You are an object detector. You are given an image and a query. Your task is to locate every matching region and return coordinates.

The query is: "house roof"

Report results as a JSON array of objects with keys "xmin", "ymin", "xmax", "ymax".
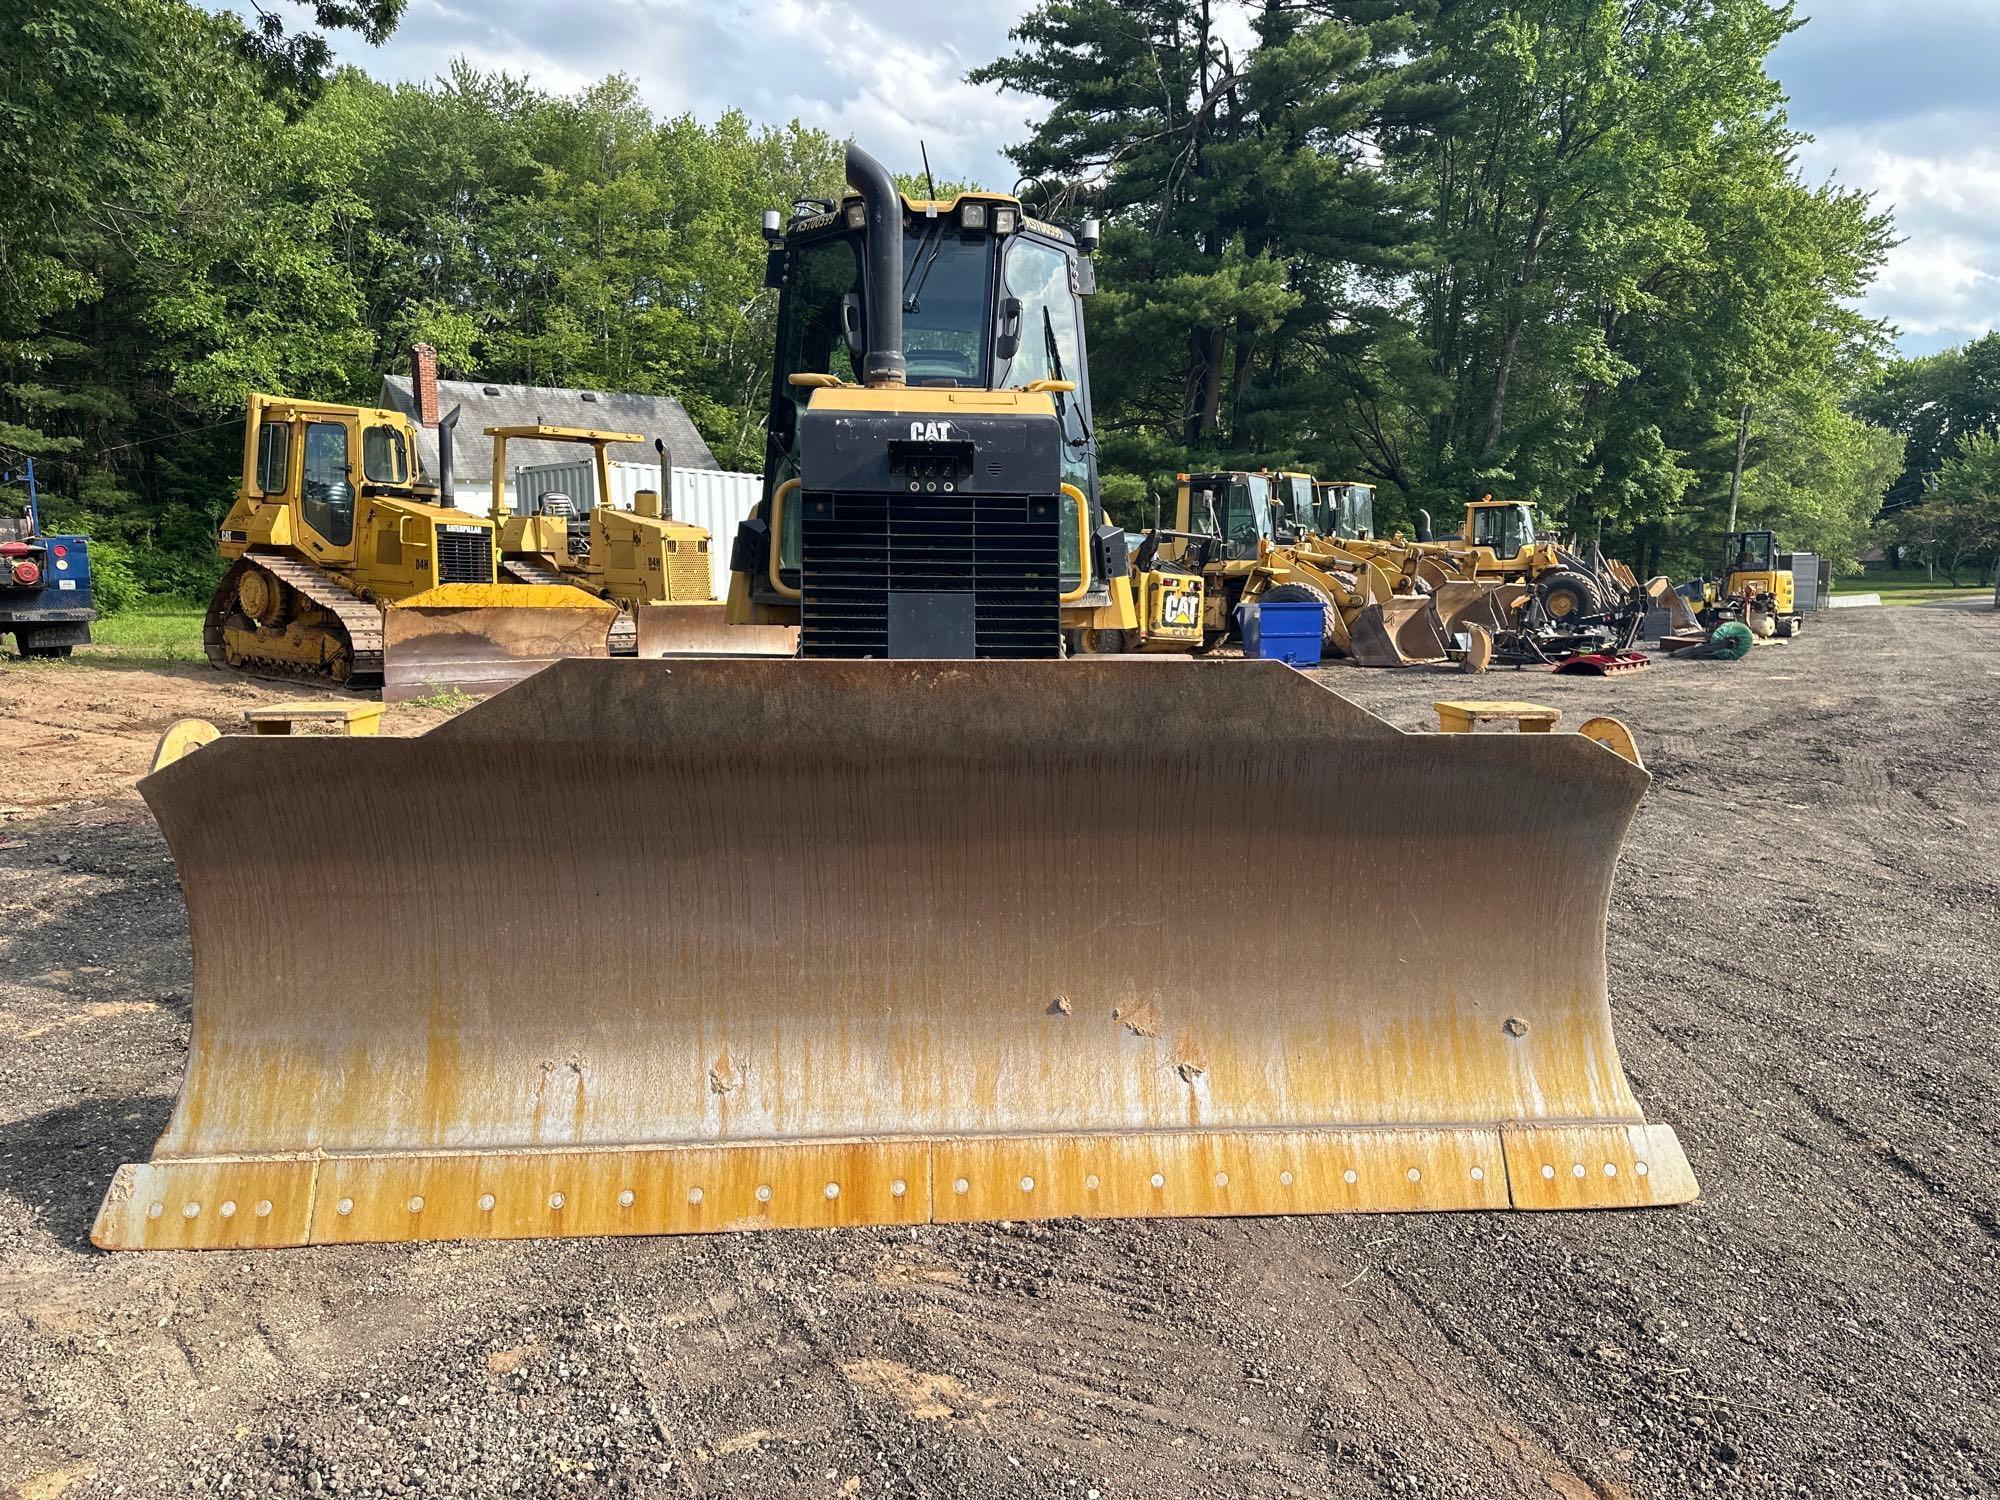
[{"xmin": 379, "ymin": 377, "xmax": 721, "ymax": 495}]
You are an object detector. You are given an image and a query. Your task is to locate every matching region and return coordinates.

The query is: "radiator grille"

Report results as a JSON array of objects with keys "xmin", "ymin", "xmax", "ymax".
[
  {"xmin": 800, "ymin": 492, "xmax": 1060, "ymax": 658},
  {"xmin": 435, "ymin": 527, "xmax": 493, "ymax": 584},
  {"xmin": 668, "ymin": 546, "xmax": 710, "ymax": 601}
]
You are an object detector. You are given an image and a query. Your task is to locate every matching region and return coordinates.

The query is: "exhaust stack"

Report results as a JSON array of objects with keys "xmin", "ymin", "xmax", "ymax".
[{"xmin": 846, "ymin": 143, "xmax": 907, "ymax": 389}]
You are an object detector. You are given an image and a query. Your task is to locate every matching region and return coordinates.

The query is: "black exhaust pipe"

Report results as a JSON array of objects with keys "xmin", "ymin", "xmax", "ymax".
[
  {"xmin": 437, "ymin": 404, "xmax": 461, "ymax": 509},
  {"xmin": 845, "ymin": 143, "xmax": 906, "ymax": 389}
]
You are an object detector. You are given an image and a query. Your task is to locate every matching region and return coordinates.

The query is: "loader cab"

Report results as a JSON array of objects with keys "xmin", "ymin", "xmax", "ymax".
[
  {"xmin": 752, "ymin": 189, "xmax": 1102, "ymax": 607},
  {"xmin": 1465, "ymin": 499, "xmax": 1536, "ymax": 562},
  {"xmin": 1178, "ymin": 472, "xmax": 1273, "ymax": 562},
  {"xmin": 1315, "ymin": 482, "xmax": 1376, "ymax": 542},
  {"xmin": 1266, "ymin": 472, "xmax": 1318, "ymax": 542}
]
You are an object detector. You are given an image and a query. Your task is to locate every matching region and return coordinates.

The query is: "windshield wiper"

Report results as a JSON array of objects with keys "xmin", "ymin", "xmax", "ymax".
[{"xmin": 903, "ymin": 220, "xmax": 945, "ymax": 314}]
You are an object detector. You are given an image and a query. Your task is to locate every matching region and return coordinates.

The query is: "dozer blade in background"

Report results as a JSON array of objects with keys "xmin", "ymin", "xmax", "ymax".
[
  {"xmin": 1344, "ymin": 595, "xmax": 1451, "ymax": 666},
  {"xmin": 382, "ymin": 584, "xmax": 618, "ymax": 703},
  {"xmin": 96, "ymin": 659, "xmax": 1695, "ymax": 1250},
  {"xmin": 633, "ymin": 602, "xmax": 799, "ymax": 658}
]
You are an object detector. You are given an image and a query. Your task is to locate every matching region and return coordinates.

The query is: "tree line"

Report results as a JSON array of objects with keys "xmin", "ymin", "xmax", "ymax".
[{"xmin": 3, "ymin": 0, "xmax": 1991, "ymax": 608}]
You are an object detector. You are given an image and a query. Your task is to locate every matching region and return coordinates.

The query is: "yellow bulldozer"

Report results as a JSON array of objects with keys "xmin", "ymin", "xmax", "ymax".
[
  {"xmin": 210, "ymin": 394, "xmax": 615, "ymax": 694},
  {"xmin": 488, "ymin": 424, "xmax": 753, "ymax": 655},
  {"xmin": 95, "ymin": 145, "xmax": 1693, "ymax": 1252}
]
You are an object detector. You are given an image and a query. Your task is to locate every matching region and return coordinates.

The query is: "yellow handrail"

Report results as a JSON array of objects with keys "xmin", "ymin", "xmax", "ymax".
[
  {"xmin": 1059, "ymin": 483, "xmax": 1092, "ymax": 604},
  {"xmin": 766, "ymin": 479, "xmax": 802, "ymax": 600}
]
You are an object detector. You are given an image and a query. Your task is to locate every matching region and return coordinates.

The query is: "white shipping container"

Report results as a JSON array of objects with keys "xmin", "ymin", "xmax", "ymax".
[{"xmin": 513, "ymin": 460, "xmax": 762, "ymax": 597}]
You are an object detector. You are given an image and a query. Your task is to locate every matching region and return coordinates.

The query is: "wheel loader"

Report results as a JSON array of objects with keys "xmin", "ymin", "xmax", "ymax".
[
  {"xmin": 1163, "ymin": 470, "xmax": 1458, "ymax": 666},
  {"xmin": 1434, "ymin": 496, "xmax": 1617, "ymax": 623},
  {"xmin": 94, "ymin": 144, "xmax": 1694, "ymax": 1252},
  {"xmin": 211, "ymin": 394, "xmax": 612, "ymax": 693}
]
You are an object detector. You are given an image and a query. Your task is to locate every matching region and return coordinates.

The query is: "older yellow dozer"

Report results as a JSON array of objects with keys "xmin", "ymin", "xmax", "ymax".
[
  {"xmin": 94, "ymin": 146, "xmax": 1693, "ymax": 1251},
  {"xmin": 213, "ymin": 393, "xmax": 617, "ymax": 698}
]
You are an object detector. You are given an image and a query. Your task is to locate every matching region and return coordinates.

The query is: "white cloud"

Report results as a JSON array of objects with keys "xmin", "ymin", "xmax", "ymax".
[{"xmin": 1797, "ymin": 120, "xmax": 2000, "ymax": 348}]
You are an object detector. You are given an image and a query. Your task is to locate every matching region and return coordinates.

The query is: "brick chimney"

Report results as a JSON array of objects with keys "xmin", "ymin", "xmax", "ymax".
[{"xmin": 412, "ymin": 342, "xmax": 440, "ymax": 428}]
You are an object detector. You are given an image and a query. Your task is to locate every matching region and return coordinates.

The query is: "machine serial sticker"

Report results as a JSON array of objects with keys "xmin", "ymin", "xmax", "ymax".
[{"xmin": 58, "ymin": 580, "xmax": 77, "ymax": 590}]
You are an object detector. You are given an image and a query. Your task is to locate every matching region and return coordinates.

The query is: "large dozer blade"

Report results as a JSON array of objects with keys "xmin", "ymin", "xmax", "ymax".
[
  {"xmin": 633, "ymin": 601, "xmax": 798, "ymax": 657},
  {"xmin": 382, "ymin": 584, "xmax": 618, "ymax": 703},
  {"xmin": 96, "ymin": 659, "xmax": 1695, "ymax": 1250},
  {"xmin": 1344, "ymin": 595, "xmax": 1451, "ymax": 666}
]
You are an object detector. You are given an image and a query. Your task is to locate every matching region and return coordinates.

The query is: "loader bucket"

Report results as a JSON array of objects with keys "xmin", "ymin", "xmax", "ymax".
[
  {"xmin": 95, "ymin": 659, "xmax": 1695, "ymax": 1250},
  {"xmin": 1344, "ymin": 595, "xmax": 1451, "ymax": 667},
  {"xmin": 381, "ymin": 584, "xmax": 618, "ymax": 703},
  {"xmin": 1431, "ymin": 580, "xmax": 1508, "ymax": 639},
  {"xmin": 633, "ymin": 601, "xmax": 799, "ymax": 657},
  {"xmin": 1645, "ymin": 576, "xmax": 1704, "ymax": 638}
]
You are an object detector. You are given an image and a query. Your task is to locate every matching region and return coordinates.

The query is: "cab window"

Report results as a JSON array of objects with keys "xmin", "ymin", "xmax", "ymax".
[
  {"xmin": 1001, "ymin": 236, "xmax": 1089, "ymax": 580},
  {"xmin": 300, "ymin": 422, "xmax": 354, "ymax": 546},
  {"xmin": 1733, "ymin": 533, "xmax": 1773, "ymax": 571},
  {"xmin": 363, "ymin": 425, "xmax": 409, "ymax": 484},
  {"xmin": 771, "ymin": 236, "xmax": 864, "ymax": 570},
  {"xmin": 256, "ymin": 422, "xmax": 289, "ymax": 495},
  {"xmin": 1224, "ymin": 475, "xmax": 1271, "ymax": 560},
  {"xmin": 1471, "ymin": 504, "xmax": 1533, "ymax": 557}
]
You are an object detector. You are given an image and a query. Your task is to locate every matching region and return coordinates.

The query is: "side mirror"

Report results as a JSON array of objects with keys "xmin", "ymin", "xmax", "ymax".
[
  {"xmin": 996, "ymin": 296, "xmax": 1023, "ymax": 361},
  {"xmin": 839, "ymin": 292, "xmax": 864, "ymax": 359}
]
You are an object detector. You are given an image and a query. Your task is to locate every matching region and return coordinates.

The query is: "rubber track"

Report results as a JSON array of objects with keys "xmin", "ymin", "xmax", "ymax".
[{"xmin": 205, "ymin": 552, "xmax": 384, "ymax": 682}]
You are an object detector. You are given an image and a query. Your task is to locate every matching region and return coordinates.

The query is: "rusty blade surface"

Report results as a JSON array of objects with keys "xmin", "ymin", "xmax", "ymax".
[
  {"xmin": 98, "ymin": 658, "xmax": 1693, "ymax": 1248},
  {"xmin": 381, "ymin": 585, "xmax": 618, "ymax": 703},
  {"xmin": 633, "ymin": 602, "xmax": 798, "ymax": 657}
]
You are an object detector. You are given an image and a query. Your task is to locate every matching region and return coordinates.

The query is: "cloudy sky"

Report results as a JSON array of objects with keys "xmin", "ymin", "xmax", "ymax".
[{"xmin": 258, "ymin": 0, "xmax": 1998, "ymax": 356}]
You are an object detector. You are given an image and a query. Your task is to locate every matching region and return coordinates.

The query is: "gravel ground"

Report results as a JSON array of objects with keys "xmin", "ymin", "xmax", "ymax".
[{"xmin": 2, "ymin": 602, "xmax": 1996, "ymax": 1499}]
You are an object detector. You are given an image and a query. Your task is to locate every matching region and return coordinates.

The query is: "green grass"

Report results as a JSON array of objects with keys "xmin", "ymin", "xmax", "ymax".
[
  {"xmin": 83, "ymin": 600, "xmax": 205, "ymax": 660},
  {"xmin": 1841, "ymin": 569, "xmax": 1993, "ymax": 608}
]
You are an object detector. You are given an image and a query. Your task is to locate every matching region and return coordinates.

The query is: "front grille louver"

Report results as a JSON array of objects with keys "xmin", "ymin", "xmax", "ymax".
[
  {"xmin": 800, "ymin": 492, "xmax": 1060, "ymax": 658},
  {"xmin": 435, "ymin": 528, "xmax": 493, "ymax": 584}
]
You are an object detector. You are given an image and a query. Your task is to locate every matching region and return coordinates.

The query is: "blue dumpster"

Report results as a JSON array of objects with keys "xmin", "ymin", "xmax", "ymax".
[{"xmin": 1238, "ymin": 599, "xmax": 1324, "ymax": 667}]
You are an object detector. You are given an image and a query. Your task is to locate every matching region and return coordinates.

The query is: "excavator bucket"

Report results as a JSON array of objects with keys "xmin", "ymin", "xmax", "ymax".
[
  {"xmin": 1344, "ymin": 595, "xmax": 1451, "ymax": 666},
  {"xmin": 94, "ymin": 659, "xmax": 1695, "ymax": 1250},
  {"xmin": 633, "ymin": 602, "xmax": 799, "ymax": 658},
  {"xmin": 382, "ymin": 584, "xmax": 619, "ymax": 703}
]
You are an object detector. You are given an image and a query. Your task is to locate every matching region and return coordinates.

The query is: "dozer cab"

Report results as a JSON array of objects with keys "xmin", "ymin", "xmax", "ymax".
[
  {"xmin": 211, "ymin": 394, "xmax": 610, "ymax": 691},
  {"xmin": 96, "ymin": 145, "xmax": 1692, "ymax": 1251}
]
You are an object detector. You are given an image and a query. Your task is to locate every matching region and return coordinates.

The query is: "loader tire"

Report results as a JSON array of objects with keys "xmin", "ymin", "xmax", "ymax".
[
  {"xmin": 1536, "ymin": 570, "xmax": 1602, "ymax": 623},
  {"xmin": 1261, "ymin": 582, "xmax": 1341, "ymax": 647}
]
